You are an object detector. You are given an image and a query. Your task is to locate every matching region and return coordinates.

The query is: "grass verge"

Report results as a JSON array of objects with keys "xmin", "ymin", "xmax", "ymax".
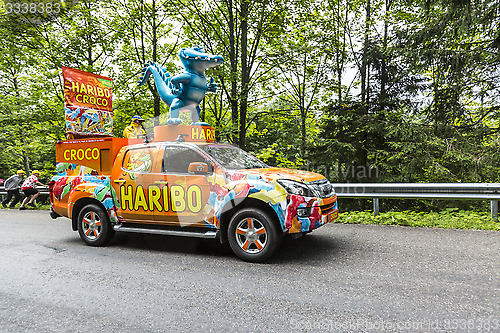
[
  {"xmin": 335, "ymin": 209, "xmax": 499, "ymax": 231},
  {"xmin": 0, "ymin": 204, "xmax": 51, "ymax": 211}
]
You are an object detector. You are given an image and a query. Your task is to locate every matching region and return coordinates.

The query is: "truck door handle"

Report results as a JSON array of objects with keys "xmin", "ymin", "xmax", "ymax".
[
  {"xmin": 154, "ymin": 181, "xmax": 168, "ymax": 185},
  {"xmin": 114, "ymin": 180, "xmax": 126, "ymax": 184}
]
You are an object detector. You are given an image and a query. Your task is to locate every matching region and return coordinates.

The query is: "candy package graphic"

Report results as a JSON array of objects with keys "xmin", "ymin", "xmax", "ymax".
[
  {"xmin": 62, "ymin": 66, "xmax": 113, "ymax": 138},
  {"xmin": 64, "ymin": 107, "xmax": 113, "ymax": 137}
]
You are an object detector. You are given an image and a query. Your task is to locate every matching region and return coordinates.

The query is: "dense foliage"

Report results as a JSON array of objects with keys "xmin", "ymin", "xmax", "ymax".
[{"xmin": 0, "ymin": 0, "xmax": 499, "ymax": 211}]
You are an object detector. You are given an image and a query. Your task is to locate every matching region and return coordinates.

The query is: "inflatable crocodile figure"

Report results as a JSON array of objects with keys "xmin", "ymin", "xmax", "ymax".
[{"xmin": 138, "ymin": 46, "xmax": 223, "ymax": 126}]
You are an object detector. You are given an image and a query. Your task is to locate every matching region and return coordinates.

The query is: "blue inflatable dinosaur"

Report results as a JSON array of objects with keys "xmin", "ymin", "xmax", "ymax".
[{"xmin": 138, "ymin": 46, "xmax": 223, "ymax": 126}]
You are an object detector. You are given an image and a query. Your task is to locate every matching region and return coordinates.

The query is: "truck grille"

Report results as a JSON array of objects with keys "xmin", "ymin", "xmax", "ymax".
[{"xmin": 320, "ymin": 201, "xmax": 336, "ymax": 214}]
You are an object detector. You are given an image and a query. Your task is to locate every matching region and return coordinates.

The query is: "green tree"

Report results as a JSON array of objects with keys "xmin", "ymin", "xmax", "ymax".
[
  {"xmin": 108, "ymin": 0, "xmax": 180, "ymax": 127},
  {"xmin": 263, "ymin": 1, "xmax": 330, "ymax": 158}
]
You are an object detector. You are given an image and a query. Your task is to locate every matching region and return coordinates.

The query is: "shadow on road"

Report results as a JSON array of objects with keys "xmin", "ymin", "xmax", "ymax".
[
  {"xmin": 110, "ymin": 232, "xmax": 234, "ymax": 258},
  {"xmin": 102, "ymin": 230, "xmax": 346, "ymax": 264},
  {"xmin": 270, "ymin": 234, "xmax": 343, "ymax": 264}
]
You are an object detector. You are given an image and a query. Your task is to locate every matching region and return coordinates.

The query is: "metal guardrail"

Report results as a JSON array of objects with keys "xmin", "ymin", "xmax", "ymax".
[
  {"xmin": 333, "ymin": 183, "xmax": 500, "ymax": 220},
  {"xmin": 2, "ymin": 183, "xmax": 499, "ymax": 220}
]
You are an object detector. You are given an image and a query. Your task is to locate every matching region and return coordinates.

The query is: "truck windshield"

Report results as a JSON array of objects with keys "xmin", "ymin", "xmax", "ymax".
[{"xmin": 200, "ymin": 144, "xmax": 268, "ymax": 170}]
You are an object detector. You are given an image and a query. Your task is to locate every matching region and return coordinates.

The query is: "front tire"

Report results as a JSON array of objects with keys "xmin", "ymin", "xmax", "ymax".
[
  {"xmin": 228, "ymin": 208, "xmax": 281, "ymax": 263},
  {"xmin": 77, "ymin": 204, "xmax": 114, "ymax": 246}
]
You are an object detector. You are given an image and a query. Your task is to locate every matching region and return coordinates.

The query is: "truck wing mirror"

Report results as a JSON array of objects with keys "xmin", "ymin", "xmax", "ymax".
[{"xmin": 188, "ymin": 162, "xmax": 211, "ymax": 175}]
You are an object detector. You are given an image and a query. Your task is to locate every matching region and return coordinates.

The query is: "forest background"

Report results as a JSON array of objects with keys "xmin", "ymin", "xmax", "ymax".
[{"xmin": 0, "ymin": 0, "xmax": 499, "ymax": 212}]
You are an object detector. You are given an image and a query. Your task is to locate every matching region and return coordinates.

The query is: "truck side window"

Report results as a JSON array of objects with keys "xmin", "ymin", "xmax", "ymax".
[
  {"xmin": 122, "ymin": 148, "xmax": 155, "ymax": 173},
  {"xmin": 163, "ymin": 146, "xmax": 205, "ymax": 174}
]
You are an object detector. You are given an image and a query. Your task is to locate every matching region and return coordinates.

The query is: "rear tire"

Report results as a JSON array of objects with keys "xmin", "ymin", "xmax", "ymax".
[
  {"xmin": 228, "ymin": 208, "xmax": 281, "ymax": 263},
  {"xmin": 77, "ymin": 204, "xmax": 114, "ymax": 246}
]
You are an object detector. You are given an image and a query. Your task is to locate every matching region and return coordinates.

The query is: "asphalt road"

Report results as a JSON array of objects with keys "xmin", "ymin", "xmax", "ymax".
[{"xmin": 0, "ymin": 210, "xmax": 498, "ymax": 332}]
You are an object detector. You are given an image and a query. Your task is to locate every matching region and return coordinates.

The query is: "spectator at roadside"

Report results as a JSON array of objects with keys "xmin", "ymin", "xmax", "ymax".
[
  {"xmin": 19, "ymin": 170, "xmax": 47, "ymax": 210},
  {"xmin": 1, "ymin": 170, "xmax": 25, "ymax": 208}
]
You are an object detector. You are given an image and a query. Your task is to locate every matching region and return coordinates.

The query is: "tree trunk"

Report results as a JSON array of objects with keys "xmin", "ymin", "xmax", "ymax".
[
  {"xmin": 21, "ymin": 138, "xmax": 30, "ymax": 173},
  {"xmin": 226, "ymin": 0, "xmax": 239, "ymax": 144},
  {"xmin": 300, "ymin": 114, "xmax": 306, "ymax": 158},
  {"xmin": 336, "ymin": 0, "xmax": 348, "ymax": 103},
  {"xmin": 361, "ymin": 0, "xmax": 370, "ymax": 104},
  {"xmin": 239, "ymin": 0, "xmax": 250, "ymax": 149},
  {"xmin": 380, "ymin": 0, "xmax": 390, "ymax": 105},
  {"xmin": 13, "ymin": 76, "xmax": 30, "ymax": 173},
  {"xmin": 152, "ymin": 0, "xmax": 160, "ymax": 124}
]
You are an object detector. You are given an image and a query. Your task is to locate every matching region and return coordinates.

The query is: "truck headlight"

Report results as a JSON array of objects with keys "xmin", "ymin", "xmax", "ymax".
[
  {"xmin": 297, "ymin": 207, "xmax": 312, "ymax": 217},
  {"xmin": 277, "ymin": 179, "xmax": 318, "ymax": 197}
]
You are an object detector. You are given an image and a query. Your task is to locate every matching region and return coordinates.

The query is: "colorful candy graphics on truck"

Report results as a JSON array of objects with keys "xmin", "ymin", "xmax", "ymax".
[
  {"xmin": 51, "ymin": 163, "xmax": 120, "ymax": 223},
  {"xmin": 51, "ymin": 146, "xmax": 337, "ymax": 234},
  {"xmin": 65, "ymin": 107, "xmax": 113, "ymax": 137},
  {"xmin": 206, "ymin": 168, "xmax": 338, "ymax": 233},
  {"xmin": 122, "ymin": 149, "xmax": 153, "ymax": 180},
  {"xmin": 201, "ymin": 161, "xmax": 332, "ymax": 232}
]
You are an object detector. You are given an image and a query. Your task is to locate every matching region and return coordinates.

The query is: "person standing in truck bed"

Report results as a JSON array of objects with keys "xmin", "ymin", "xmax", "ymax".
[
  {"xmin": 2, "ymin": 170, "xmax": 25, "ymax": 208},
  {"xmin": 123, "ymin": 115, "xmax": 146, "ymax": 139}
]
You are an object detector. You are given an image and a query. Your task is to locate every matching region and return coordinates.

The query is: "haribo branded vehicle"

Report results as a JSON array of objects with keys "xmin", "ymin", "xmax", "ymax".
[
  {"xmin": 52, "ymin": 50, "xmax": 338, "ymax": 262},
  {"xmin": 49, "ymin": 125, "xmax": 339, "ymax": 262}
]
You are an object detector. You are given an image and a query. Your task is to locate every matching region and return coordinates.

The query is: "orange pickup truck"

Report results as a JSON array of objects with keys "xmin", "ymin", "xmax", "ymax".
[{"xmin": 49, "ymin": 125, "xmax": 338, "ymax": 262}]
